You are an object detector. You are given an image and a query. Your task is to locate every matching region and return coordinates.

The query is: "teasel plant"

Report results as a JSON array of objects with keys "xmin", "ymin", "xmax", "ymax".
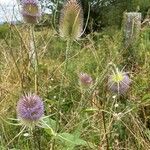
[
  {"xmin": 56, "ymin": 0, "xmax": 85, "ymax": 135},
  {"xmin": 90, "ymin": 63, "xmax": 132, "ymax": 150},
  {"xmin": 78, "ymin": 72, "xmax": 93, "ymax": 107},
  {"xmin": 4, "ymin": 93, "xmax": 88, "ymax": 149},
  {"xmin": 59, "ymin": 0, "xmax": 84, "ymax": 71},
  {"xmin": 20, "ymin": 0, "xmax": 41, "ymax": 94},
  {"xmin": 4, "ymin": 93, "xmax": 55, "ymax": 148},
  {"xmin": 59, "ymin": 0, "xmax": 84, "ymax": 40},
  {"xmin": 106, "ymin": 64, "xmax": 132, "ymax": 148}
]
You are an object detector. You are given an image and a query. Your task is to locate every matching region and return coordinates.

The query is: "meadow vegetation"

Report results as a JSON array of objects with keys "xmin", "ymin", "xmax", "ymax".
[{"xmin": 0, "ymin": 0, "xmax": 150, "ymax": 149}]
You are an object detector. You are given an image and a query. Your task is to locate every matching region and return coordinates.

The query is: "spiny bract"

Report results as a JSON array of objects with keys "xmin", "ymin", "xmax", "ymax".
[
  {"xmin": 21, "ymin": 0, "xmax": 40, "ymax": 24},
  {"xmin": 59, "ymin": 0, "xmax": 83, "ymax": 40}
]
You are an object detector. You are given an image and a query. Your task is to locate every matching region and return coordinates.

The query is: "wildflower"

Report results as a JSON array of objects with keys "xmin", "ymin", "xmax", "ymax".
[
  {"xmin": 79, "ymin": 72, "xmax": 93, "ymax": 87},
  {"xmin": 108, "ymin": 69, "xmax": 131, "ymax": 95},
  {"xmin": 23, "ymin": 133, "xmax": 30, "ymax": 137},
  {"xmin": 21, "ymin": 0, "xmax": 40, "ymax": 24},
  {"xmin": 17, "ymin": 93, "xmax": 44, "ymax": 127},
  {"xmin": 114, "ymin": 103, "xmax": 119, "ymax": 108},
  {"xmin": 113, "ymin": 112, "xmax": 122, "ymax": 121},
  {"xmin": 59, "ymin": 0, "xmax": 83, "ymax": 40}
]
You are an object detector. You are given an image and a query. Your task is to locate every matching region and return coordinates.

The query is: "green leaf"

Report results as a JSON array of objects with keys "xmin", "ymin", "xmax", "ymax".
[
  {"xmin": 56, "ymin": 132, "xmax": 96, "ymax": 149},
  {"xmin": 57, "ymin": 132, "xmax": 87, "ymax": 146},
  {"xmin": 142, "ymin": 94, "xmax": 150, "ymax": 101},
  {"xmin": 41, "ymin": 117, "xmax": 57, "ymax": 135},
  {"xmin": 145, "ymin": 129, "xmax": 150, "ymax": 140}
]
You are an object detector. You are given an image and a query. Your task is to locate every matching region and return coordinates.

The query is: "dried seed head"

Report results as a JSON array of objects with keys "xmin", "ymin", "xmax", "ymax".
[
  {"xmin": 17, "ymin": 93, "xmax": 44, "ymax": 127},
  {"xmin": 108, "ymin": 69, "xmax": 131, "ymax": 95},
  {"xmin": 59, "ymin": 0, "xmax": 83, "ymax": 40},
  {"xmin": 21, "ymin": 0, "xmax": 40, "ymax": 24},
  {"xmin": 79, "ymin": 73, "xmax": 93, "ymax": 87}
]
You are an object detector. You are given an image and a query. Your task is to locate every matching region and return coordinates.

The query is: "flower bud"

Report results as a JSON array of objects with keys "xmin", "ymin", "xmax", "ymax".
[{"xmin": 79, "ymin": 73, "xmax": 93, "ymax": 87}]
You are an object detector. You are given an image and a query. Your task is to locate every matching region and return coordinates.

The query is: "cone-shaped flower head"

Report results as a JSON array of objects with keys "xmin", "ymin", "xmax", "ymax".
[
  {"xmin": 17, "ymin": 93, "xmax": 44, "ymax": 127},
  {"xmin": 59, "ymin": 0, "xmax": 83, "ymax": 40},
  {"xmin": 108, "ymin": 68, "xmax": 131, "ymax": 95},
  {"xmin": 21, "ymin": 0, "xmax": 40, "ymax": 24},
  {"xmin": 79, "ymin": 73, "xmax": 93, "ymax": 87}
]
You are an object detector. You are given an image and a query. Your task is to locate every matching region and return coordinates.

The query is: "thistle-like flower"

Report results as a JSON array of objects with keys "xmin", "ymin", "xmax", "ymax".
[
  {"xmin": 79, "ymin": 72, "xmax": 93, "ymax": 87},
  {"xmin": 21, "ymin": 0, "xmax": 40, "ymax": 24},
  {"xmin": 17, "ymin": 93, "xmax": 44, "ymax": 127},
  {"xmin": 59, "ymin": 0, "xmax": 83, "ymax": 40},
  {"xmin": 108, "ymin": 68, "xmax": 131, "ymax": 95}
]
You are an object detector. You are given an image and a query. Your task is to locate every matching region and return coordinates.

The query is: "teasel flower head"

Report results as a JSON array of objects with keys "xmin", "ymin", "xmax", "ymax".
[
  {"xmin": 79, "ymin": 72, "xmax": 93, "ymax": 87},
  {"xmin": 59, "ymin": 0, "xmax": 83, "ymax": 40},
  {"xmin": 21, "ymin": 0, "xmax": 41, "ymax": 24},
  {"xmin": 17, "ymin": 93, "xmax": 44, "ymax": 128},
  {"xmin": 108, "ymin": 68, "xmax": 131, "ymax": 95}
]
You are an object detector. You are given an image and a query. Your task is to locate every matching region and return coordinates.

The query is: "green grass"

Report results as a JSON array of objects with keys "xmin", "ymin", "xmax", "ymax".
[{"xmin": 0, "ymin": 24, "xmax": 150, "ymax": 150}]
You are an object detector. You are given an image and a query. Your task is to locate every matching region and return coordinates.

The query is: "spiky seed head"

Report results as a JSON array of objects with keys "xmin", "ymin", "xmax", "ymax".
[
  {"xmin": 108, "ymin": 70, "xmax": 131, "ymax": 95},
  {"xmin": 59, "ymin": 0, "xmax": 83, "ymax": 40},
  {"xmin": 21, "ymin": 0, "xmax": 40, "ymax": 24},
  {"xmin": 79, "ymin": 73, "xmax": 93, "ymax": 87},
  {"xmin": 17, "ymin": 93, "xmax": 44, "ymax": 127}
]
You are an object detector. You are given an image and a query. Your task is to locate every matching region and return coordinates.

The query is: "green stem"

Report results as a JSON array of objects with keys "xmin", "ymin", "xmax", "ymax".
[
  {"xmin": 99, "ymin": 100, "xmax": 109, "ymax": 150},
  {"xmin": 29, "ymin": 25, "xmax": 39, "ymax": 94},
  {"xmin": 56, "ymin": 39, "xmax": 72, "ymax": 131},
  {"xmin": 6, "ymin": 126, "xmax": 26, "ymax": 146},
  {"xmin": 52, "ymin": 39, "xmax": 72, "ymax": 150},
  {"xmin": 101, "ymin": 108, "xmax": 109, "ymax": 150},
  {"xmin": 65, "ymin": 39, "xmax": 71, "ymax": 74}
]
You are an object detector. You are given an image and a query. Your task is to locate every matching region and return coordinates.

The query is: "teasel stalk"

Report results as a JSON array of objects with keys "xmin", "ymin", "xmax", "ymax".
[
  {"xmin": 60, "ymin": 0, "xmax": 83, "ymax": 68},
  {"xmin": 29, "ymin": 25, "xmax": 39, "ymax": 94},
  {"xmin": 58, "ymin": 0, "xmax": 84, "ymax": 77},
  {"xmin": 107, "ymin": 64, "xmax": 131, "ymax": 148},
  {"xmin": 19, "ymin": 0, "xmax": 41, "ymax": 94},
  {"xmin": 58, "ymin": 0, "xmax": 84, "ymax": 96},
  {"xmin": 57, "ymin": 0, "xmax": 84, "ymax": 133}
]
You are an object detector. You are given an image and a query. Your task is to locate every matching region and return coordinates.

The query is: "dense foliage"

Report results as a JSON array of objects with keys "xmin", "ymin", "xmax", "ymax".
[{"xmin": 39, "ymin": 0, "xmax": 150, "ymax": 31}]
